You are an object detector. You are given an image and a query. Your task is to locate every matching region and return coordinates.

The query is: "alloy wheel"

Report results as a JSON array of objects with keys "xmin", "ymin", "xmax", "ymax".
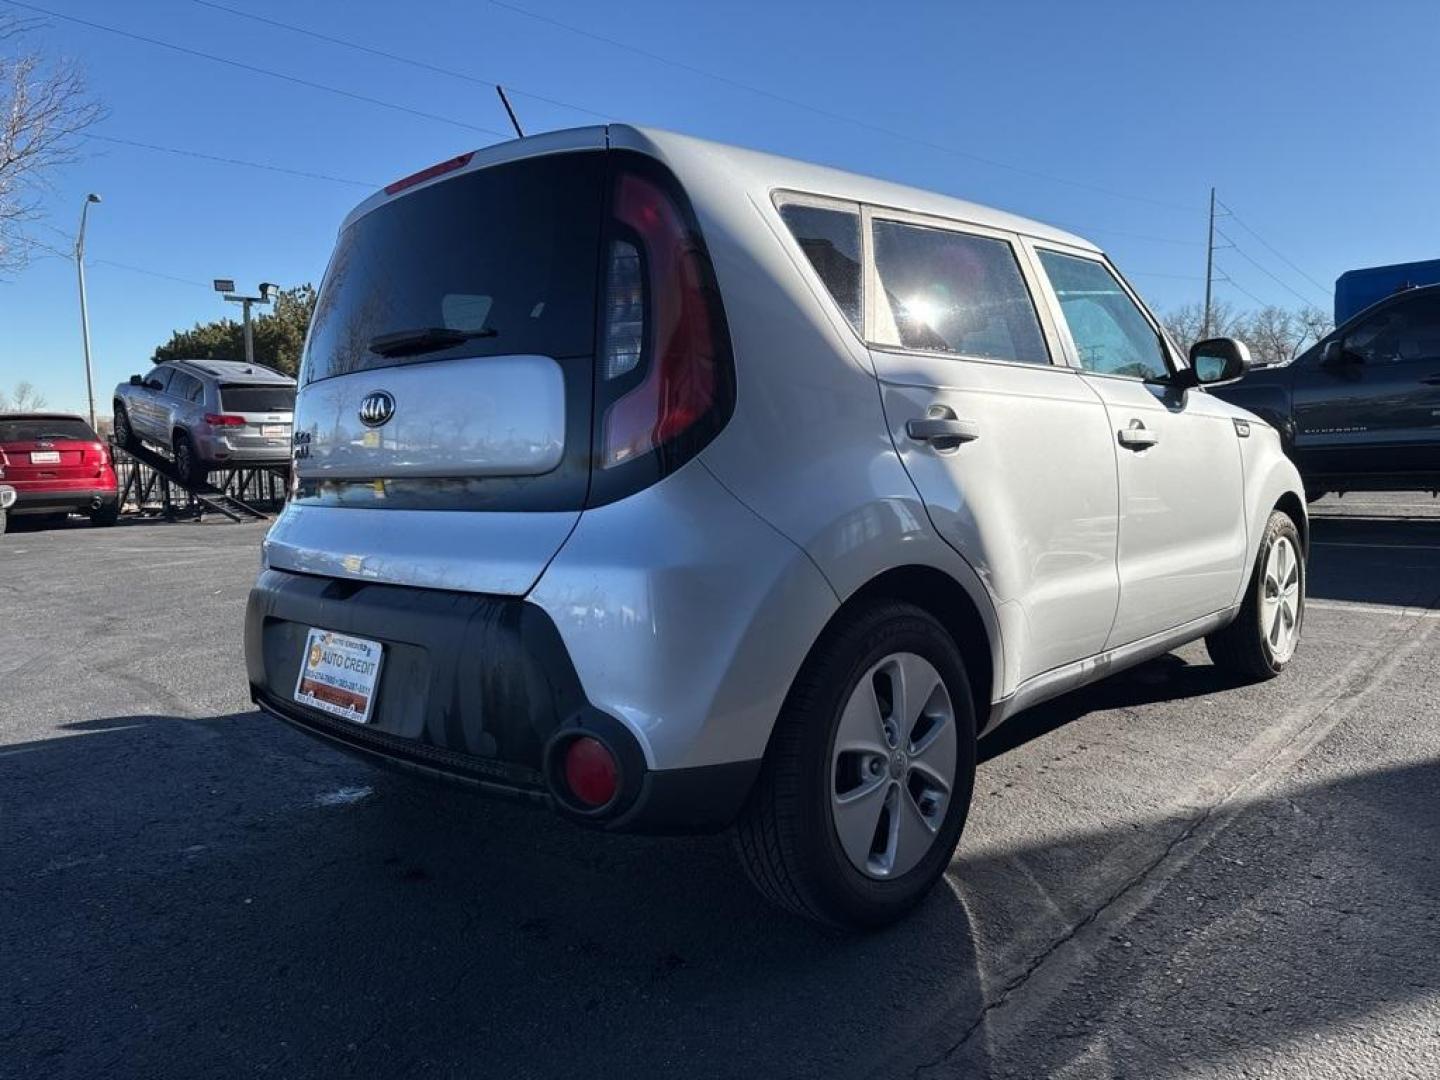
[
  {"xmin": 1261, "ymin": 535, "xmax": 1301, "ymax": 663},
  {"xmin": 830, "ymin": 651, "xmax": 957, "ymax": 879}
]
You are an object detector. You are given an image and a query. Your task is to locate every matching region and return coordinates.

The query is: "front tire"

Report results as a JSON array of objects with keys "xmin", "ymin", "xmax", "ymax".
[
  {"xmin": 735, "ymin": 601, "xmax": 978, "ymax": 930},
  {"xmin": 1206, "ymin": 509, "xmax": 1304, "ymax": 679}
]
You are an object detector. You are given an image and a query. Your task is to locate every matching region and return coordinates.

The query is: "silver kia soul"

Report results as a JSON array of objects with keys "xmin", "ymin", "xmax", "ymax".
[{"xmin": 245, "ymin": 125, "xmax": 1307, "ymax": 927}]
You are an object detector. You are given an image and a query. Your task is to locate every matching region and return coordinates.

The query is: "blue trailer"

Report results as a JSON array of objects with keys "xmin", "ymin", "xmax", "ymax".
[{"xmin": 1335, "ymin": 258, "xmax": 1440, "ymax": 325}]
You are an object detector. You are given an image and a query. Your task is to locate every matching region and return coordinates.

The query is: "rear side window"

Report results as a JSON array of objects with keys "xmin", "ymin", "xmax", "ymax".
[
  {"xmin": 169, "ymin": 372, "xmax": 201, "ymax": 401},
  {"xmin": 221, "ymin": 385, "xmax": 296, "ymax": 412},
  {"xmin": 778, "ymin": 203, "xmax": 862, "ymax": 331},
  {"xmin": 0, "ymin": 417, "xmax": 98, "ymax": 442},
  {"xmin": 1037, "ymin": 251, "xmax": 1170, "ymax": 380},
  {"xmin": 870, "ymin": 221, "xmax": 1049, "ymax": 364},
  {"xmin": 303, "ymin": 151, "xmax": 607, "ymax": 383}
]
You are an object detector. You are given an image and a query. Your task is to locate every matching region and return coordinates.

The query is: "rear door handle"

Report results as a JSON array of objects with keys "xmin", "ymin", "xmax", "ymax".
[
  {"xmin": 906, "ymin": 417, "xmax": 981, "ymax": 445},
  {"xmin": 1117, "ymin": 420, "xmax": 1159, "ymax": 450}
]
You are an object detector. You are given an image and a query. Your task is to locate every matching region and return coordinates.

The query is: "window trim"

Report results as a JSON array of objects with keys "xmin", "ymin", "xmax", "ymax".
[
  {"xmin": 770, "ymin": 189, "xmax": 867, "ymax": 346},
  {"xmin": 1024, "ymin": 239, "xmax": 1182, "ymax": 381},
  {"xmin": 860, "ymin": 205, "xmax": 1060, "ymax": 369}
]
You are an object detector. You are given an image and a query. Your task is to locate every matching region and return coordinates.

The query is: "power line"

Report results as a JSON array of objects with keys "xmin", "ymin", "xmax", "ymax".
[
  {"xmin": 1216, "ymin": 199, "xmax": 1331, "ymax": 298},
  {"xmin": 86, "ymin": 133, "xmax": 378, "ymax": 188},
  {"xmin": 1, "ymin": 0, "xmax": 510, "ymax": 139},
  {"xmin": 91, "ymin": 259, "xmax": 213, "ymax": 289},
  {"xmin": 189, "ymin": 0, "xmax": 610, "ymax": 122},
  {"xmin": 1215, "ymin": 229, "xmax": 1323, "ymax": 308},
  {"xmin": 484, "ymin": 0, "xmax": 1201, "ymax": 214},
  {"xmin": 1213, "ymin": 266, "xmax": 1268, "ymax": 308}
]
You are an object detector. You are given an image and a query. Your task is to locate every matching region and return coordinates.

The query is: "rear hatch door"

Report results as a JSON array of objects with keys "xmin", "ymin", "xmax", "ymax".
[
  {"xmin": 271, "ymin": 144, "xmax": 607, "ymax": 595},
  {"xmin": 0, "ymin": 416, "xmax": 107, "ymax": 487},
  {"xmin": 217, "ymin": 383, "xmax": 296, "ymax": 454}
]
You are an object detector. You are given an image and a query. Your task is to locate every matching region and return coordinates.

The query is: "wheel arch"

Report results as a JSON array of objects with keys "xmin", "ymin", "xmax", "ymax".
[
  {"xmin": 806, "ymin": 563, "xmax": 1000, "ymax": 737},
  {"xmin": 1274, "ymin": 490, "xmax": 1308, "ymax": 554}
]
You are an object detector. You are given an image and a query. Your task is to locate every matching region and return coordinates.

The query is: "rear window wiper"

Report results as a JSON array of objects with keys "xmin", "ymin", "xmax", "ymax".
[{"xmin": 368, "ymin": 326, "xmax": 497, "ymax": 358}]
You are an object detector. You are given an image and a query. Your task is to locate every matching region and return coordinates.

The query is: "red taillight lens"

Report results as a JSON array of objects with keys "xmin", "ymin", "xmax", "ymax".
[
  {"xmin": 204, "ymin": 413, "xmax": 246, "ymax": 427},
  {"xmin": 599, "ymin": 171, "xmax": 726, "ymax": 469},
  {"xmin": 562, "ymin": 736, "xmax": 619, "ymax": 808}
]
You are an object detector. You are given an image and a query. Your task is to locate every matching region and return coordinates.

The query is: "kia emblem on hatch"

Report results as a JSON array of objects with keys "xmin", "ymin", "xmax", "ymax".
[{"xmin": 358, "ymin": 390, "xmax": 396, "ymax": 428}]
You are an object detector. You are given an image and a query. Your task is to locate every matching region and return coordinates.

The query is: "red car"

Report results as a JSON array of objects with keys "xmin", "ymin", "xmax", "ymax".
[{"xmin": 0, "ymin": 413, "xmax": 119, "ymax": 531}]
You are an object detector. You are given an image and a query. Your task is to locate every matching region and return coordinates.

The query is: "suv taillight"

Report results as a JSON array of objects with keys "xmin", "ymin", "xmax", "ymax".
[
  {"xmin": 596, "ymin": 165, "xmax": 734, "ymax": 481},
  {"xmin": 204, "ymin": 413, "xmax": 246, "ymax": 427}
]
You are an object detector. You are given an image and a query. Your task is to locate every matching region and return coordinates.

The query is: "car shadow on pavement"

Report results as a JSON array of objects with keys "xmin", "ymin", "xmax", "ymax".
[
  {"xmin": 2, "ymin": 711, "xmax": 988, "ymax": 1080},
  {"xmin": 7, "ymin": 711, "xmax": 1436, "ymax": 1079}
]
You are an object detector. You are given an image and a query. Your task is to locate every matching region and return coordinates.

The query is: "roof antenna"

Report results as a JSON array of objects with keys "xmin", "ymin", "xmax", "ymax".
[{"xmin": 496, "ymin": 86, "xmax": 524, "ymax": 138}]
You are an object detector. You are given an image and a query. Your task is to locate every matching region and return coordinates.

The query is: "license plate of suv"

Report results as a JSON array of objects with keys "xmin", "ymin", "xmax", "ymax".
[
  {"xmin": 31, "ymin": 450, "xmax": 60, "ymax": 464},
  {"xmin": 262, "ymin": 424, "xmax": 286, "ymax": 437},
  {"xmin": 293, "ymin": 628, "xmax": 384, "ymax": 724}
]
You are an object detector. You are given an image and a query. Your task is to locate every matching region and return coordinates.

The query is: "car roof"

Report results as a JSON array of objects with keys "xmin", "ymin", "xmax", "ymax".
[
  {"xmin": 162, "ymin": 358, "xmax": 296, "ymax": 385},
  {"xmin": 0, "ymin": 411, "xmax": 91, "ymax": 423},
  {"xmin": 345, "ymin": 124, "xmax": 1099, "ymax": 252}
]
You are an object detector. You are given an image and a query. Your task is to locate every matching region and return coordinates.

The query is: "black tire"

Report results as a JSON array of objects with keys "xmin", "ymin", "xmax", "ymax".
[
  {"xmin": 734, "ymin": 601, "xmax": 978, "ymax": 930},
  {"xmin": 113, "ymin": 404, "xmax": 137, "ymax": 451},
  {"xmin": 90, "ymin": 501, "xmax": 120, "ymax": 527},
  {"xmin": 174, "ymin": 432, "xmax": 200, "ymax": 485},
  {"xmin": 1206, "ymin": 509, "xmax": 1305, "ymax": 679}
]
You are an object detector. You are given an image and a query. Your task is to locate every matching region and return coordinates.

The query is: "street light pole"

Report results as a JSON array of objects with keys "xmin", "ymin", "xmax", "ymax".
[
  {"xmin": 75, "ymin": 193, "xmax": 101, "ymax": 430},
  {"xmin": 215, "ymin": 280, "xmax": 277, "ymax": 366}
]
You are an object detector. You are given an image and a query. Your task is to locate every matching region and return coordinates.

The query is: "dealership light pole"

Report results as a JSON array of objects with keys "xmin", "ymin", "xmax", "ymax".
[
  {"xmin": 215, "ymin": 279, "xmax": 279, "ymax": 366},
  {"xmin": 75, "ymin": 193, "xmax": 102, "ymax": 430}
]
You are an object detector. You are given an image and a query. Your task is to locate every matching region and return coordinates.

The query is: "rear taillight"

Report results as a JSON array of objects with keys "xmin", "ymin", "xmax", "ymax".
[
  {"xmin": 204, "ymin": 413, "xmax": 246, "ymax": 427},
  {"xmin": 597, "ymin": 167, "xmax": 733, "ymax": 473}
]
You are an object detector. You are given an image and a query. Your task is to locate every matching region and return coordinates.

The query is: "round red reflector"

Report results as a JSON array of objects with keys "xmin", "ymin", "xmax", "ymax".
[{"xmin": 563, "ymin": 736, "xmax": 618, "ymax": 808}]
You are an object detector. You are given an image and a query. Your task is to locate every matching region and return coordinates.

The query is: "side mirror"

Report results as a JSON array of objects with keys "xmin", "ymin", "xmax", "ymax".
[
  {"xmin": 1322, "ymin": 339, "xmax": 1359, "ymax": 366},
  {"xmin": 129, "ymin": 374, "xmax": 144, "ymax": 386},
  {"xmin": 1187, "ymin": 337, "xmax": 1251, "ymax": 387}
]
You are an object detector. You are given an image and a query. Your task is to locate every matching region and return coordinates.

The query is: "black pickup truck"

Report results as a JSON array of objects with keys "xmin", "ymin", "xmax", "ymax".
[{"xmin": 1214, "ymin": 284, "xmax": 1440, "ymax": 498}]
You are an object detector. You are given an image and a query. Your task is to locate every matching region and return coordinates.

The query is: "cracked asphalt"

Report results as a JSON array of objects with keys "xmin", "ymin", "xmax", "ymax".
[{"xmin": 3, "ymin": 493, "xmax": 1439, "ymax": 1079}]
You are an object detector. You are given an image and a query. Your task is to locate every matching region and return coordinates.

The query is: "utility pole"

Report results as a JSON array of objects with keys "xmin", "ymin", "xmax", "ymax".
[
  {"xmin": 1203, "ymin": 186, "xmax": 1216, "ymax": 339},
  {"xmin": 75, "ymin": 193, "xmax": 102, "ymax": 430},
  {"xmin": 214, "ymin": 280, "xmax": 278, "ymax": 365}
]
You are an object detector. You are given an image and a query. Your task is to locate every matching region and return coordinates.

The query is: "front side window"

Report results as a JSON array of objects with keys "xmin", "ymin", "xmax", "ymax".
[
  {"xmin": 145, "ymin": 367, "xmax": 173, "ymax": 393},
  {"xmin": 1038, "ymin": 251, "xmax": 1170, "ymax": 380},
  {"xmin": 1339, "ymin": 295, "xmax": 1440, "ymax": 365},
  {"xmin": 778, "ymin": 202, "xmax": 862, "ymax": 331},
  {"xmin": 870, "ymin": 220, "xmax": 1049, "ymax": 364}
]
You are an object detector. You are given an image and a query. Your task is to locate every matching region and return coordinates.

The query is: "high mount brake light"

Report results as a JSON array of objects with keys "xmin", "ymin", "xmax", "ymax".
[
  {"xmin": 599, "ymin": 171, "xmax": 727, "ymax": 470},
  {"xmin": 384, "ymin": 152, "xmax": 475, "ymax": 196}
]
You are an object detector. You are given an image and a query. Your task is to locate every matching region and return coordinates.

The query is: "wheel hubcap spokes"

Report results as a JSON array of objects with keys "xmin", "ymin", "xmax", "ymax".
[
  {"xmin": 1261, "ymin": 536, "xmax": 1302, "ymax": 662},
  {"xmin": 831, "ymin": 652, "xmax": 958, "ymax": 879}
]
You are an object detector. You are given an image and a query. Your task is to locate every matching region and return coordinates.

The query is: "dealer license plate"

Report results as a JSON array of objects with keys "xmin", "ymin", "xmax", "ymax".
[
  {"xmin": 31, "ymin": 450, "xmax": 60, "ymax": 464},
  {"xmin": 293, "ymin": 628, "xmax": 384, "ymax": 724},
  {"xmin": 262, "ymin": 424, "xmax": 286, "ymax": 437}
]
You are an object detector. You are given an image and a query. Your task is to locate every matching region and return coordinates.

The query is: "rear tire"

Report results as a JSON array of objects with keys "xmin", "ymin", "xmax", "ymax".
[
  {"xmin": 174, "ymin": 433, "xmax": 200, "ymax": 485},
  {"xmin": 1206, "ymin": 509, "xmax": 1305, "ymax": 679},
  {"xmin": 734, "ymin": 601, "xmax": 978, "ymax": 930}
]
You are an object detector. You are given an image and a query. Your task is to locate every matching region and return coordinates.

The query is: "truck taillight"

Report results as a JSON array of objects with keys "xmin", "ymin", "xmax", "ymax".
[{"xmin": 597, "ymin": 167, "xmax": 733, "ymax": 474}]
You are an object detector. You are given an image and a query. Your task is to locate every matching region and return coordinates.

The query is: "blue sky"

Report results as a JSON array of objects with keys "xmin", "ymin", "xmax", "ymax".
[{"xmin": 1, "ymin": 0, "xmax": 1436, "ymax": 416}]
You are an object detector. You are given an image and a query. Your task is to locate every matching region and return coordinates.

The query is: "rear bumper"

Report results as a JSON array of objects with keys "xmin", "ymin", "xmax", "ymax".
[
  {"xmin": 9, "ymin": 486, "xmax": 118, "ymax": 515},
  {"xmin": 244, "ymin": 568, "xmax": 758, "ymax": 832}
]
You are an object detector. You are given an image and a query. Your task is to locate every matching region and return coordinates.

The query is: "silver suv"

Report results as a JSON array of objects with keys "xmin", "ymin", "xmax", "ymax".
[
  {"xmin": 244, "ymin": 127, "xmax": 1306, "ymax": 928},
  {"xmin": 113, "ymin": 359, "xmax": 296, "ymax": 483}
]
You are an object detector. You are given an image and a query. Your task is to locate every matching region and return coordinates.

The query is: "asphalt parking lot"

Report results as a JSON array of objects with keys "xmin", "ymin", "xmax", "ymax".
[{"xmin": 3, "ymin": 494, "xmax": 1439, "ymax": 1080}]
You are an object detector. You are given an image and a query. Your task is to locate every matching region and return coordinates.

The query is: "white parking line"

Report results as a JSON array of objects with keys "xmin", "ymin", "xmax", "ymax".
[
  {"xmin": 1312, "ymin": 541, "xmax": 1440, "ymax": 552},
  {"xmin": 1307, "ymin": 599, "xmax": 1440, "ymax": 619}
]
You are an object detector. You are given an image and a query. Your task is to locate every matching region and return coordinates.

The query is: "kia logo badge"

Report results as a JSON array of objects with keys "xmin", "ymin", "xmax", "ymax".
[{"xmin": 358, "ymin": 390, "xmax": 396, "ymax": 428}]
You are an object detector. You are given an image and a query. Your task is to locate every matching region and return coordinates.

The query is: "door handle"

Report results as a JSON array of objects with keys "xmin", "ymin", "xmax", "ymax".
[
  {"xmin": 1117, "ymin": 420, "xmax": 1159, "ymax": 450},
  {"xmin": 906, "ymin": 416, "xmax": 981, "ymax": 446}
]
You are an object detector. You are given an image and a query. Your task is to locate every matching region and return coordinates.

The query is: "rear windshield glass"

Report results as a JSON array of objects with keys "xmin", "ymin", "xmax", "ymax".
[
  {"xmin": 0, "ymin": 417, "xmax": 98, "ymax": 443},
  {"xmin": 220, "ymin": 385, "xmax": 296, "ymax": 412},
  {"xmin": 302, "ymin": 151, "xmax": 606, "ymax": 384}
]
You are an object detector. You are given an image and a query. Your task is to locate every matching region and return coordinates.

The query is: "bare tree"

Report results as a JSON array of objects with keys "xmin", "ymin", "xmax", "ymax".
[
  {"xmin": 1160, "ymin": 300, "xmax": 1241, "ymax": 355},
  {"xmin": 0, "ymin": 380, "xmax": 48, "ymax": 411},
  {"xmin": 0, "ymin": 16, "xmax": 103, "ymax": 272}
]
